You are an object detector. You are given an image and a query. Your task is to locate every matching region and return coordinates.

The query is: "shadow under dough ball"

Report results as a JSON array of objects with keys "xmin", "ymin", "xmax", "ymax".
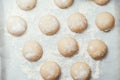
[
  {"xmin": 96, "ymin": 12, "xmax": 115, "ymax": 32},
  {"xmin": 71, "ymin": 62, "xmax": 91, "ymax": 80},
  {"xmin": 54, "ymin": 0, "xmax": 74, "ymax": 9},
  {"xmin": 40, "ymin": 61, "xmax": 61, "ymax": 80},
  {"xmin": 93, "ymin": 0, "xmax": 110, "ymax": 6},
  {"xmin": 22, "ymin": 40, "xmax": 43, "ymax": 62},
  {"xmin": 87, "ymin": 39, "xmax": 108, "ymax": 60},
  {"xmin": 16, "ymin": 0, "xmax": 37, "ymax": 11},
  {"xmin": 7, "ymin": 16, "xmax": 27, "ymax": 36},
  {"xmin": 58, "ymin": 37, "xmax": 79, "ymax": 57}
]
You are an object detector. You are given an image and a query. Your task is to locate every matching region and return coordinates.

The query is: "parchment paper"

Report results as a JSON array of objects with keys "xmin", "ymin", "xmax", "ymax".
[{"xmin": 1, "ymin": 0, "xmax": 120, "ymax": 80}]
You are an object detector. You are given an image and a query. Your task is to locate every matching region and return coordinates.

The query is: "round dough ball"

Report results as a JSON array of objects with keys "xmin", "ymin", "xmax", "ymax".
[
  {"xmin": 93, "ymin": 0, "xmax": 109, "ymax": 5},
  {"xmin": 40, "ymin": 61, "xmax": 61, "ymax": 80},
  {"xmin": 23, "ymin": 40, "xmax": 43, "ymax": 62},
  {"xmin": 87, "ymin": 39, "xmax": 108, "ymax": 60},
  {"xmin": 16, "ymin": 0, "xmax": 37, "ymax": 11},
  {"xmin": 58, "ymin": 37, "xmax": 79, "ymax": 57},
  {"xmin": 54, "ymin": 0, "xmax": 74, "ymax": 9},
  {"xmin": 67, "ymin": 13, "xmax": 88, "ymax": 33},
  {"xmin": 71, "ymin": 62, "xmax": 91, "ymax": 80},
  {"xmin": 7, "ymin": 16, "xmax": 27, "ymax": 36},
  {"xmin": 39, "ymin": 15, "xmax": 60, "ymax": 35},
  {"xmin": 96, "ymin": 12, "xmax": 115, "ymax": 32}
]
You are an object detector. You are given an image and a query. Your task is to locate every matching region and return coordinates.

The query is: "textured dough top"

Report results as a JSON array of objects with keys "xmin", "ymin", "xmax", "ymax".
[
  {"xmin": 23, "ymin": 40, "xmax": 43, "ymax": 62},
  {"xmin": 87, "ymin": 39, "xmax": 108, "ymax": 60},
  {"xmin": 96, "ymin": 12, "xmax": 115, "ymax": 31},
  {"xmin": 7, "ymin": 16, "xmax": 27, "ymax": 36},
  {"xmin": 67, "ymin": 12, "xmax": 88, "ymax": 33},
  {"xmin": 58, "ymin": 37, "xmax": 79, "ymax": 57},
  {"xmin": 16, "ymin": 0, "xmax": 37, "ymax": 11},
  {"xmin": 39, "ymin": 15, "xmax": 60, "ymax": 35},
  {"xmin": 71, "ymin": 62, "xmax": 91, "ymax": 80},
  {"xmin": 40, "ymin": 61, "xmax": 61, "ymax": 80},
  {"xmin": 54, "ymin": 0, "xmax": 74, "ymax": 9}
]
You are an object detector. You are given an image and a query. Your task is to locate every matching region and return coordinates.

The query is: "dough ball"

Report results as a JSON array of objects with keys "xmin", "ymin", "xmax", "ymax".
[
  {"xmin": 39, "ymin": 15, "xmax": 60, "ymax": 35},
  {"xmin": 87, "ymin": 39, "xmax": 108, "ymax": 60},
  {"xmin": 58, "ymin": 37, "xmax": 79, "ymax": 57},
  {"xmin": 93, "ymin": 0, "xmax": 109, "ymax": 5},
  {"xmin": 40, "ymin": 61, "xmax": 61, "ymax": 80},
  {"xmin": 96, "ymin": 12, "xmax": 115, "ymax": 32},
  {"xmin": 16, "ymin": 0, "xmax": 37, "ymax": 11},
  {"xmin": 54, "ymin": 0, "xmax": 74, "ymax": 9},
  {"xmin": 71, "ymin": 62, "xmax": 91, "ymax": 80},
  {"xmin": 67, "ymin": 13, "xmax": 88, "ymax": 33},
  {"xmin": 23, "ymin": 40, "xmax": 43, "ymax": 62},
  {"xmin": 7, "ymin": 16, "xmax": 27, "ymax": 36}
]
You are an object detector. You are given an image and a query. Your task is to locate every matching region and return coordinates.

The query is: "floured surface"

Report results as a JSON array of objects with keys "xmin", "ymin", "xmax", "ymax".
[{"xmin": 1, "ymin": 0, "xmax": 120, "ymax": 80}]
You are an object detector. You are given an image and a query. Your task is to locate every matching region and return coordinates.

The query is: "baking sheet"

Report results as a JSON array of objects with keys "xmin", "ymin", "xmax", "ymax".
[
  {"xmin": 1, "ymin": 0, "xmax": 120, "ymax": 80},
  {"xmin": 0, "ymin": 0, "xmax": 4, "ymax": 80}
]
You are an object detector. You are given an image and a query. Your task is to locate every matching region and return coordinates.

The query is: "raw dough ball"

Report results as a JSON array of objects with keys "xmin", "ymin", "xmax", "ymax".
[
  {"xmin": 16, "ymin": 0, "xmax": 37, "ymax": 11},
  {"xmin": 67, "ymin": 13, "xmax": 88, "ymax": 33},
  {"xmin": 39, "ymin": 15, "xmax": 60, "ymax": 35},
  {"xmin": 87, "ymin": 39, "xmax": 108, "ymax": 60},
  {"xmin": 40, "ymin": 61, "xmax": 61, "ymax": 80},
  {"xmin": 71, "ymin": 62, "xmax": 91, "ymax": 80},
  {"xmin": 54, "ymin": 0, "xmax": 74, "ymax": 9},
  {"xmin": 96, "ymin": 12, "xmax": 115, "ymax": 31},
  {"xmin": 23, "ymin": 40, "xmax": 43, "ymax": 62},
  {"xmin": 7, "ymin": 16, "xmax": 27, "ymax": 36},
  {"xmin": 93, "ymin": 0, "xmax": 109, "ymax": 5},
  {"xmin": 58, "ymin": 37, "xmax": 79, "ymax": 57}
]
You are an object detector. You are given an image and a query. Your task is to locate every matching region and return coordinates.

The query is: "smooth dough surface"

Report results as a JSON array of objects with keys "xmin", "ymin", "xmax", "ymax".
[
  {"xmin": 87, "ymin": 39, "xmax": 108, "ymax": 60},
  {"xmin": 71, "ymin": 62, "xmax": 91, "ymax": 80},
  {"xmin": 40, "ymin": 61, "xmax": 61, "ymax": 80},
  {"xmin": 54, "ymin": 0, "xmax": 74, "ymax": 9},
  {"xmin": 23, "ymin": 40, "xmax": 43, "ymax": 62},
  {"xmin": 93, "ymin": 0, "xmax": 109, "ymax": 5},
  {"xmin": 58, "ymin": 37, "xmax": 79, "ymax": 57},
  {"xmin": 16, "ymin": 0, "xmax": 37, "ymax": 11},
  {"xmin": 7, "ymin": 16, "xmax": 27, "ymax": 36},
  {"xmin": 39, "ymin": 15, "xmax": 60, "ymax": 35},
  {"xmin": 96, "ymin": 12, "xmax": 115, "ymax": 32},
  {"xmin": 67, "ymin": 13, "xmax": 88, "ymax": 33}
]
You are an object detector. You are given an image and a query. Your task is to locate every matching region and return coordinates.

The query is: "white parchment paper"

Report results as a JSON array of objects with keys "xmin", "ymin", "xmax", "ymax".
[{"xmin": 1, "ymin": 0, "xmax": 120, "ymax": 80}]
